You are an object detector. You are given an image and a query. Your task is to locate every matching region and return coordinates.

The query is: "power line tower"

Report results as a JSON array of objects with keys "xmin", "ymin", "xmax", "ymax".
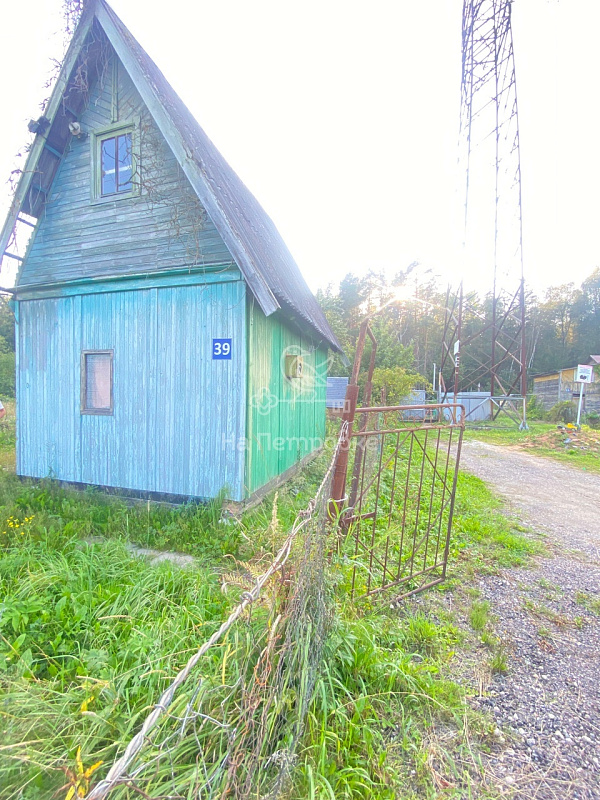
[{"xmin": 440, "ymin": 0, "xmax": 527, "ymax": 427}]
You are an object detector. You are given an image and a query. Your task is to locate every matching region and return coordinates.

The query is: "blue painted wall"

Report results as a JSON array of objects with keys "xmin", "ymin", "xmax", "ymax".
[
  {"xmin": 15, "ymin": 40, "xmax": 328, "ymax": 503},
  {"xmin": 16, "ymin": 276, "xmax": 247, "ymax": 500},
  {"xmin": 20, "ymin": 51, "xmax": 232, "ymax": 288}
]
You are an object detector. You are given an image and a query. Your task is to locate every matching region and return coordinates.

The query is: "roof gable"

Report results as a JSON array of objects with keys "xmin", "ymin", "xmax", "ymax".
[
  {"xmin": 18, "ymin": 48, "xmax": 234, "ymax": 287},
  {"xmin": 1, "ymin": 0, "xmax": 341, "ymax": 351}
]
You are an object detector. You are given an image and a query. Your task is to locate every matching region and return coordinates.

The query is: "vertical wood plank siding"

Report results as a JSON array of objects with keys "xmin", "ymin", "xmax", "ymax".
[
  {"xmin": 245, "ymin": 301, "xmax": 327, "ymax": 494},
  {"xmin": 14, "ymin": 43, "xmax": 331, "ymax": 502},
  {"xmin": 20, "ymin": 53, "xmax": 231, "ymax": 287},
  {"xmin": 17, "ymin": 280, "xmax": 247, "ymax": 500}
]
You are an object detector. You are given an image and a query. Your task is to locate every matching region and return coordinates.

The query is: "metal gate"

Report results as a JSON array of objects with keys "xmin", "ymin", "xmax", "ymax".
[{"xmin": 339, "ymin": 403, "xmax": 464, "ymax": 600}]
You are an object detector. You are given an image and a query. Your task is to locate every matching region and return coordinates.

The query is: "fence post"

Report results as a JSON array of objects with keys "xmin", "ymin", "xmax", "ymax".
[{"xmin": 329, "ymin": 384, "xmax": 358, "ymax": 518}]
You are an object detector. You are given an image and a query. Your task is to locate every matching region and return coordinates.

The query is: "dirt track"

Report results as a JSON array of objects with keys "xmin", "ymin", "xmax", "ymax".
[
  {"xmin": 458, "ymin": 441, "xmax": 600, "ymax": 799},
  {"xmin": 461, "ymin": 440, "xmax": 600, "ymax": 562}
]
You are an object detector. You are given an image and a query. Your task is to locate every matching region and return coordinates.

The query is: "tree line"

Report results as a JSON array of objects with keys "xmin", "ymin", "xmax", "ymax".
[
  {"xmin": 317, "ymin": 267, "xmax": 600, "ymax": 399},
  {"xmin": 0, "ymin": 267, "xmax": 597, "ymax": 401}
]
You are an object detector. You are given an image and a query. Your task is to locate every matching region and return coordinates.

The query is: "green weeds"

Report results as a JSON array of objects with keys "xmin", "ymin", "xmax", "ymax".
[
  {"xmin": 296, "ymin": 612, "xmax": 465, "ymax": 798},
  {"xmin": 0, "ymin": 533, "xmax": 232, "ymax": 795},
  {"xmin": 469, "ymin": 600, "xmax": 491, "ymax": 631},
  {"xmin": 575, "ymin": 590, "xmax": 600, "ymax": 616},
  {"xmin": 489, "ymin": 647, "xmax": 508, "ymax": 674},
  {"xmin": 6, "ymin": 480, "xmax": 242, "ymax": 561},
  {"xmin": 0, "ymin": 412, "xmax": 540, "ymax": 799}
]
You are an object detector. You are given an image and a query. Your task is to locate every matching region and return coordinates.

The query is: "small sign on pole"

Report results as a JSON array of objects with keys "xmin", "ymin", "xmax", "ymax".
[
  {"xmin": 575, "ymin": 364, "xmax": 594, "ymax": 426},
  {"xmin": 576, "ymin": 365, "xmax": 594, "ymax": 384}
]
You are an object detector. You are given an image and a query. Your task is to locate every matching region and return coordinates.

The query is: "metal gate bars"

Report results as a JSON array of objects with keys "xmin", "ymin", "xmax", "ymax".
[{"xmin": 335, "ymin": 403, "xmax": 465, "ymax": 601}]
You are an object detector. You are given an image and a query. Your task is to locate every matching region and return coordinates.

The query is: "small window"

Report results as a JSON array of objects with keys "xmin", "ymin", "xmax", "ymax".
[
  {"xmin": 81, "ymin": 350, "xmax": 113, "ymax": 415},
  {"xmin": 91, "ymin": 124, "xmax": 137, "ymax": 202},
  {"xmin": 100, "ymin": 132, "xmax": 133, "ymax": 195}
]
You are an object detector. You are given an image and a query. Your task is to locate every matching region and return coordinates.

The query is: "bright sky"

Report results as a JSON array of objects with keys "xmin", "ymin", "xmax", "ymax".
[{"xmin": 0, "ymin": 0, "xmax": 599, "ymax": 296}]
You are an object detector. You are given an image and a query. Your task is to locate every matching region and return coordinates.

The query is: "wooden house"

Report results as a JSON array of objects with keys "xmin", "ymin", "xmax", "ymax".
[
  {"xmin": 532, "ymin": 357, "xmax": 600, "ymax": 413},
  {"xmin": 0, "ymin": 1, "xmax": 341, "ymax": 503}
]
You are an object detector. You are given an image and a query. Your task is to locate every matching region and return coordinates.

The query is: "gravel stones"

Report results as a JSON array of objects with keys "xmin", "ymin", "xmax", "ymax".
[{"xmin": 457, "ymin": 442, "xmax": 600, "ymax": 799}]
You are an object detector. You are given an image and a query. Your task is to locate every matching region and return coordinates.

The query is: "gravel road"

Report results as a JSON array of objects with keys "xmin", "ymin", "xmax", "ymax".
[{"xmin": 459, "ymin": 440, "xmax": 600, "ymax": 799}]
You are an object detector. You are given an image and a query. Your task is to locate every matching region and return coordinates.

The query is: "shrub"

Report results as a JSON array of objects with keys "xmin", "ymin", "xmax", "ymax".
[
  {"xmin": 526, "ymin": 394, "xmax": 546, "ymax": 421},
  {"xmin": 547, "ymin": 400, "xmax": 577, "ymax": 424},
  {"xmin": 585, "ymin": 411, "xmax": 600, "ymax": 429},
  {"xmin": 0, "ymin": 352, "xmax": 15, "ymax": 397},
  {"xmin": 366, "ymin": 366, "xmax": 429, "ymax": 406}
]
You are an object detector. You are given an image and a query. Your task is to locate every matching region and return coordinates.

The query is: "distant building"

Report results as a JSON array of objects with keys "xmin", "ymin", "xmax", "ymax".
[
  {"xmin": 0, "ymin": 0, "xmax": 342, "ymax": 503},
  {"xmin": 532, "ymin": 357, "xmax": 600, "ymax": 413},
  {"xmin": 326, "ymin": 377, "xmax": 349, "ymax": 410}
]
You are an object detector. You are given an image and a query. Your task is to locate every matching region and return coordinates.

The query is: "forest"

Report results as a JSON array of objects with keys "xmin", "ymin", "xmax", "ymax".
[
  {"xmin": 317, "ymin": 266, "xmax": 600, "ymax": 398},
  {"xmin": 0, "ymin": 267, "xmax": 598, "ymax": 402}
]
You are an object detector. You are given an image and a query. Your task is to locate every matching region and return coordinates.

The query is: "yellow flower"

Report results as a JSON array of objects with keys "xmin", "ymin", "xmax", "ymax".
[
  {"xmin": 80, "ymin": 695, "xmax": 95, "ymax": 713},
  {"xmin": 64, "ymin": 747, "xmax": 103, "ymax": 800}
]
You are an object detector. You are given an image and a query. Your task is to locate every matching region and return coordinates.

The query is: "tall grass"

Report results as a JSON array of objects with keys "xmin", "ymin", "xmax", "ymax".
[
  {"xmin": 0, "ymin": 523, "xmax": 234, "ymax": 797},
  {"xmin": 0, "ymin": 477, "xmax": 242, "ymax": 560},
  {"xmin": 294, "ymin": 610, "xmax": 464, "ymax": 799},
  {"xmin": 0, "ymin": 415, "xmax": 539, "ymax": 798}
]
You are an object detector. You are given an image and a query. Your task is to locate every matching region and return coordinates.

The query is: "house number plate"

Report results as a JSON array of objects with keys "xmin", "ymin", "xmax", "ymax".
[{"xmin": 212, "ymin": 339, "xmax": 232, "ymax": 359}]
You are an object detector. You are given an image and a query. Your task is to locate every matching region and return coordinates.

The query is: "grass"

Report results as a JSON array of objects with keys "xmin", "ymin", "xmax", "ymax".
[
  {"xmin": 489, "ymin": 648, "xmax": 508, "ymax": 675},
  {"xmin": 448, "ymin": 472, "xmax": 543, "ymax": 578},
  {"xmin": 0, "ymin": 399, "xmax": 16, "ymax": 472},
  {"xmin": 0, "ymin": 410, "xmax": 539, "ymax": 799},
  {"xmin": 469, "ymin": 600, "xmax": 491, "ymax": 631},
  {"xmin": 575, "ymin": 590, "xmax": 600, "ymax": 616},
  {"xmin": 464, "ymin": 419, "xmax": 600, "ymax": 473},
  {"xmin": 463, "ymin": 420, "xmax": 551, "ymax": 447}
]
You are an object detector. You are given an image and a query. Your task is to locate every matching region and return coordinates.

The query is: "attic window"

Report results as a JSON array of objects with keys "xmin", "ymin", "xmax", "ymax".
[
  {"xmin": 91, "ymin": 124, "xmax": 137, "ymax": 202},
  {"xmin": 81, "ymin": 351, "xmax": 113, "ymax": 415},
  {"xmin": 101, "ymin": 133, "xmax": 132, "ymax": 195}
]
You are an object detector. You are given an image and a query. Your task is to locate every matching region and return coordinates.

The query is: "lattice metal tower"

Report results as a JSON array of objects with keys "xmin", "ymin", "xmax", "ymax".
[{"xmin": 440, "ymin": 0, "xmax": 527, "ymax": 425}]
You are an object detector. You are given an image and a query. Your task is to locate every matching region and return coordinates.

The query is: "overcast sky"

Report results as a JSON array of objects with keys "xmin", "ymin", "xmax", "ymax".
[{"xmin": 0, "ymin": 0, "xmax": 598, "ymax": 296}]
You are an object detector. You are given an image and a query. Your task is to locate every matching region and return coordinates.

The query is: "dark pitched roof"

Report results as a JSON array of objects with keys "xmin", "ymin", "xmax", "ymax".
[{"xmin": 2, "ymin": 0, "xmax": 341, "ymax": 352}]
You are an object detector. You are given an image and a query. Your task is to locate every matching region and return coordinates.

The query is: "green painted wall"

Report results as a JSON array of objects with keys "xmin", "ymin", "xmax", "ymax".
[{"xmin": 245, "ymin": 300, "xmax": 328, "ymax": 495}]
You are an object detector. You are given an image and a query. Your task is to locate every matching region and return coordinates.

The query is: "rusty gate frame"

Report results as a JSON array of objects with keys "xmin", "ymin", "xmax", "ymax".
[
  {"xmin": 329, "ymin": 315, "xmax": 465, "ymax": 600},
  {"xmin": 341, "ymin": 402, "xmax": 464, "ymax": 600}
]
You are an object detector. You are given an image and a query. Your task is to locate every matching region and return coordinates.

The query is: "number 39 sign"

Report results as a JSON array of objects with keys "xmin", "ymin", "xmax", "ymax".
[{"xmin": 212, "ymin": 339, "xmax": 232, "ymax": 360}]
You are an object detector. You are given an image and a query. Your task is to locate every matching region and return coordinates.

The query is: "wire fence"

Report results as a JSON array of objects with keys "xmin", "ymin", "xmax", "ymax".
[
  {"xmin": 79, "ymin": 406, "xmax": 463, "ymax": 799},
  {"xmin": 83, "ymin": 425, "xmax": 347, "ymax": 800}
]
